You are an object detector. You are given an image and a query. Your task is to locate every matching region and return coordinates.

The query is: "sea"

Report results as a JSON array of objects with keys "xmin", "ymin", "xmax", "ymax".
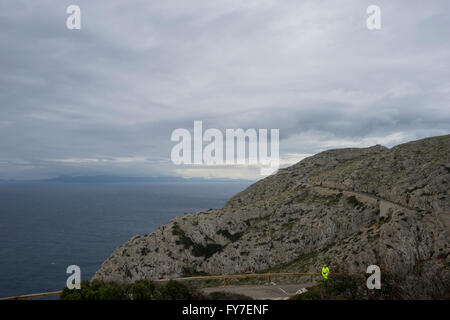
[{"xmin": 0, "ymin": 181, "xmax": 251, "ymax": 298}]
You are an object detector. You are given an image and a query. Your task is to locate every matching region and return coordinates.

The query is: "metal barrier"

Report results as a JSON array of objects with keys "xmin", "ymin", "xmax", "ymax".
[
  {"xmin": 0, "ymin": 291, "xmax": 63, "ymax": 301},
  {"xmin": 156, "ymin": 272, "xmax": 322, "ymax": 284}
]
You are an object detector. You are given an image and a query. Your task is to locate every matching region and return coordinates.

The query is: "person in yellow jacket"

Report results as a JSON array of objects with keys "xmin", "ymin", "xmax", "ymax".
[{"xmin": 322, "ymin": 264, "xmax": 330, "ymax": 280}]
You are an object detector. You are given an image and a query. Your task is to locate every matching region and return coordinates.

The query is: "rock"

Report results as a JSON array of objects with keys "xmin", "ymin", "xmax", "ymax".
[{"xmin": 93, "ymin": 134, "xmax": 450, "ymax": 299}]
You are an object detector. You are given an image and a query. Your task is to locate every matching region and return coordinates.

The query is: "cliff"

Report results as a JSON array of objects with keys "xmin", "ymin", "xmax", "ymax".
[{"xmin": 93, "ymin": 135, "xmax": 450, "ymax": 298}]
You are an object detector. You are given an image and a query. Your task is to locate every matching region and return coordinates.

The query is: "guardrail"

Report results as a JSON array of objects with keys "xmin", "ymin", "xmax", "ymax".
[
  {"xmin": 0, "ymin": 291, "xmax": 63, "ymax": 301},
  {"xmin": 156, "ymin": 272, "xmax": 322, "ymax": 284},
  {"xmin": 0, "ymin": 272, "xmax": 322, "ymax": 300}
]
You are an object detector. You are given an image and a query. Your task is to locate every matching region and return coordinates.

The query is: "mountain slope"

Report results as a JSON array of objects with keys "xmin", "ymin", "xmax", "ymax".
[{"xmin": 93, "ymin": 135, "xmax": 450, "ymax": 298}]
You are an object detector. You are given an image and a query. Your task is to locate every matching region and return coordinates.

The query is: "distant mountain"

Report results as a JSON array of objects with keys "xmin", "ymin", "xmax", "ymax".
[
  {"xmin": 94, "ymin": 134, "xmax": 450, "ymax": 299},
  {"xmin": 40, "ymin": 175, "xmax": 253, "ymax": 183}
]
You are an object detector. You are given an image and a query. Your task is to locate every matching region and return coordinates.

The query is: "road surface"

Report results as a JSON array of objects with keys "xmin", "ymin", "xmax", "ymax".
[{"xmin": 202, "ymin": 283, "xmax": 315, "ymax": 300}]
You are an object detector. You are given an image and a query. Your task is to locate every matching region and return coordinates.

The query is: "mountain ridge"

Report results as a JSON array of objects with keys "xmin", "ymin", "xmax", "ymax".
[{"xmin": 93, "ymin": 134, "xmax": 450, "ymax": 298}]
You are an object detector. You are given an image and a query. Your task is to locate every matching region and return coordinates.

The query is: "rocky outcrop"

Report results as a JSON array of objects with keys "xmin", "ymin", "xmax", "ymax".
[{"xmin": 93, "ymin": 135, "xmax": 450, "ymax": 299}]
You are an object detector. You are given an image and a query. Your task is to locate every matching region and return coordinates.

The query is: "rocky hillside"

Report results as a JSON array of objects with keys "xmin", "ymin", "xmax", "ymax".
[{"xmin": 93, "ymin": 135, "xmax": 450, "ymax": 298}]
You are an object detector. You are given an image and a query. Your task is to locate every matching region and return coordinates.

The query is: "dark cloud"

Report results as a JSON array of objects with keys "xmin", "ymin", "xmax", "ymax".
[{"xmin": 0, "ymin": 0, "xmax": 449, "ymax": 179}]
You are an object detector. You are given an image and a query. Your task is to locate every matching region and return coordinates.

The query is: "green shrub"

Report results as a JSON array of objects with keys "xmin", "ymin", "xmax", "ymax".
[
  {"xmin": 172, "ymin": 225, "xmax": 223, "ymax": 258},
  {"xmin": 172, "ymin": 225, "xmax": 195, "ymax": 248},
  {"xmin": 346, "ymin": 196, "xmax": 362, "ymax": 208},
  {"xmin": 60, "ymin": 279, "xmax": 251, "ymax": 300},
  {"xmin": 217, "ymin": 229, "xmax": 244, "ymax": 242},
  {"xmin": 129, "ymin": 280, "xmax": 159, "ymax": 300},
  {"xmin": 290, "ymin": 274, "xmax": 366, "ymax": 300},
  {"xmin": 191, "ymin": 243, "xmax": 223, "ymax": 259},
  {"xmin": 289, "ymin": 272, "xmax": 403, "ymax": 300},
  {"xmin": 60, "ymin": 280, "xmax": 201, "ymax": 300},
  {"xmin": 158, "ymin": 280, "xmax": 204, "ymax": 300},
  {"xmin": 60, "ymin": 280, "xmax": 129, "ymax": 300}
]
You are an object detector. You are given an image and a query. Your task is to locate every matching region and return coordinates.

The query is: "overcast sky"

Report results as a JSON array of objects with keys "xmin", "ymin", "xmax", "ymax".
[{"xmin": 1, "ymin": 0, "xmax": 449, "ymax": 180}]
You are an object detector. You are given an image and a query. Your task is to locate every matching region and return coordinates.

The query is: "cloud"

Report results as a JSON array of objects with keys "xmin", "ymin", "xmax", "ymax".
[{"xmin": 0, "ymin": 0, "xmax": 449, "ymax": 179}]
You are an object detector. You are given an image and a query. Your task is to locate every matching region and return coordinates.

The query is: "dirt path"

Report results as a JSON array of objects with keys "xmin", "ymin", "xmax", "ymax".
[
  {"xmin": 304, "ymin": 182, "xmax": 413, "ymax": 210},
  {"xmin": 303, "ymin": 182, "xmax": 450, "ymax": 234}
]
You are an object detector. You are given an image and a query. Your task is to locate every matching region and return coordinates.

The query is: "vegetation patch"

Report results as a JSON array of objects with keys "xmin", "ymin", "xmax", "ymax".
[
  {"xmin": 379, "ymin": 215, "xmax": 392, "ymax": 224},
  {"xmin": 172, "ymin": 225, "xmax": 223, "ymax": 258},
  {"xmin": 346, "ymin": 195, "xmax": 363, "ymax": 208},
  {"xmin": 60, "ymin": 280, "xmax": 203, "ymax": 300},
  {"xmin": 217, "ymin": 229, "xmax": 244, "ymax": 242},
  {"xmin": 325, "ymin": 192, "xmax": 343, "ymax": 205},
  {"xmin": 289, "ymin": 273, "xmax": 403, "ymax": 300},
  {"xmin": 140, "ymin": 247, "xmax": 150, "ymax": 256},
  {"xmin": 172, "ymin": 225, "xmax": 194, "ymax": 249},
  {"xmin": 60, "ymin": 280, "xmax": 252, "ymax": 300},
  {"xmin": 192, "ymin": 243, "xmax": 224, "ymax": 259}
]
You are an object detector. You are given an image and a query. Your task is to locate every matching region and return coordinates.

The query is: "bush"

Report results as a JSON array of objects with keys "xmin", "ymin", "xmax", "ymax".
[
  {"xmin": 290, "ymin": 274, "xmax": 366, "ymax": 300},
  {"xmin": 60, "ymin": 279, "xmax": 251, "ymax": 300},
  {"xmin": 191, "ymin": 243, "xmax": 223, "ymax": 258},
  {"xmin": 60, "ymin": 280, "xmax": 201, "ymax": 300},
  {"xmin": 172, "ymin": 224, "xmax": 223, "ymax": 258},
  {"xmin": 60, "ymin": 280, "xmax": 129, "ymax": 300},
  {"xmin": 158, "ymin": 280, "xmax": 204, "ymax": 300},
  {"xmin": 289, "ymin": 273, "xmax": 403, "ymax": 300},
  {"xmin": 129, "ymin": 280, "xmax": 159, "ymax": 300}
]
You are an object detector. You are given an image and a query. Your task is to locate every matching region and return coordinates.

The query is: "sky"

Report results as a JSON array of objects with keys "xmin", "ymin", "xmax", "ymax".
[{"xmin": 0, "ymin": 0, "xmax": 449, "ymax": 180}]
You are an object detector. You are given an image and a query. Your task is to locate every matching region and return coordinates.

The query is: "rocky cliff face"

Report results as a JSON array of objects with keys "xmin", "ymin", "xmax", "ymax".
[{"xmin": 93, "ymin": 135, "xmax": 450, "ymax": 298}]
